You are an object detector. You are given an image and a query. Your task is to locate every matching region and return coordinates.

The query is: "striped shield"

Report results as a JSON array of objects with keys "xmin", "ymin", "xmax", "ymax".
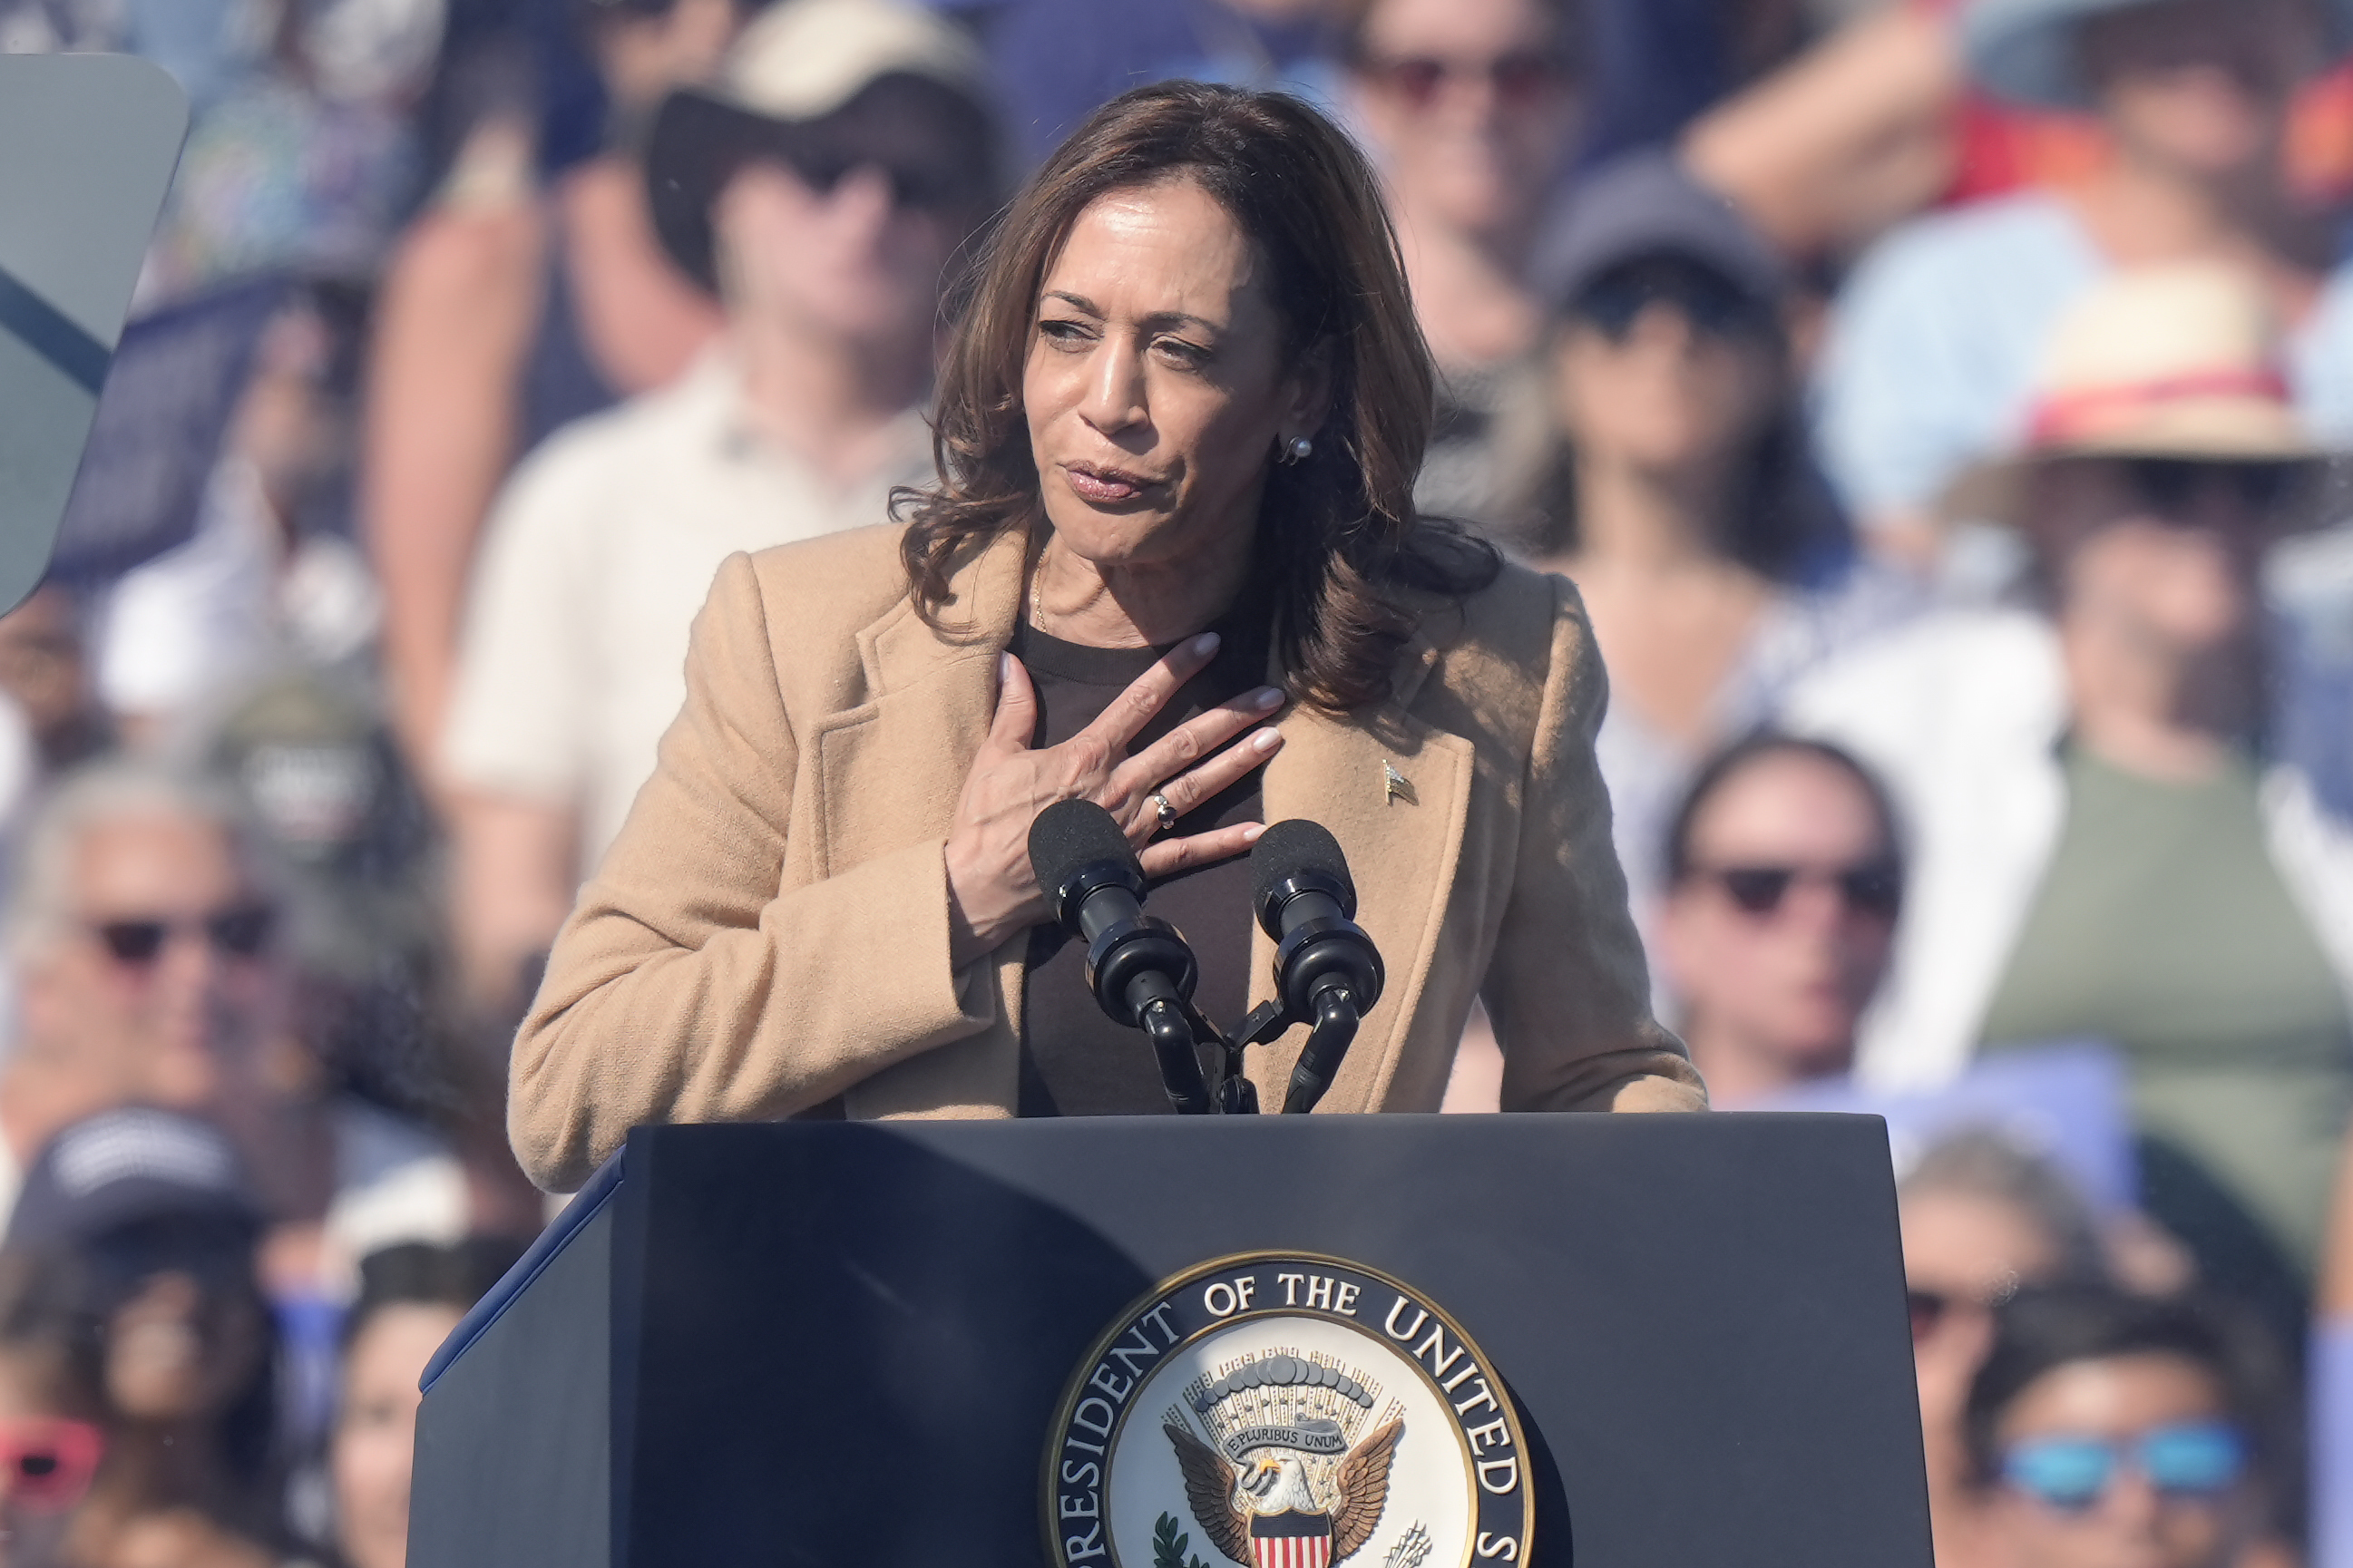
[{"xmin": 1250, "ymin": 1511, "xmax": 1333, "ymax": 1568}]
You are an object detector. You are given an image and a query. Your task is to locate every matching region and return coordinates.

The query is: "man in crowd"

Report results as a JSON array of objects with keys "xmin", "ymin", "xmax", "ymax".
[
  {"xmin": 0, "ymin": 762, "xmax": 465, "ymax": 1301},
  {"xmin": 439, "ymin": 0, "xmax": 1004, "ymax": 1018}
]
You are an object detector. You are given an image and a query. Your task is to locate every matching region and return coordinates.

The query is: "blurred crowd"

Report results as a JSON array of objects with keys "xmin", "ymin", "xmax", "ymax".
[{"xmin": 3, "ymin": 0, "xmax": 2353, "ymax": 1562}]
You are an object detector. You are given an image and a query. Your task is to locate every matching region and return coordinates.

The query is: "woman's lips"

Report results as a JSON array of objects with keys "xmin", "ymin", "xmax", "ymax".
[{"xmin": 1062, "ymin": 463, "xmax": 1153, "ymax": 504}]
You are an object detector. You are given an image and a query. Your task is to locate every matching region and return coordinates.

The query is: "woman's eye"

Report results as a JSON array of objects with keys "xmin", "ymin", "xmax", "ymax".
[
  {"xmin": 1039, "ymin": 319, "xmax": 1092, "ymax": 348},
  {"xmin": 1153, "ymin": 337, "xmax": 1209, "ymax": 368}
]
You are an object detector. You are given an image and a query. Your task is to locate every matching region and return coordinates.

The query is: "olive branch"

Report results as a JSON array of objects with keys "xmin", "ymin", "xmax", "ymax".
[{"xmin": 1153, "ymin": 1512, "xmax": 1215, "ymax": 1568}]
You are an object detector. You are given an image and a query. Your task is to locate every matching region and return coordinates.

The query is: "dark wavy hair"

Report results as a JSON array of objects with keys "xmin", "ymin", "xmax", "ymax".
[{"xmin": 894, "ymin": 81, "xmax": 1499, "ymax": 715}]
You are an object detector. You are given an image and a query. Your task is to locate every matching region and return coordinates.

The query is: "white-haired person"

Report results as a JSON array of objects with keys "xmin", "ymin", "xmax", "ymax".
[
  {"xmin": 0, "ymin": 760, "xmax": 465, "ymax": 1303},
  {"xmin": 1783, "ymin": 264, "xmax": 2353, "ymax": 1324}
]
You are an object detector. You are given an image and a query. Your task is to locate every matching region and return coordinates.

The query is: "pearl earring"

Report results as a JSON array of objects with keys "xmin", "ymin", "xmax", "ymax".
[{"xmin": 1280, "ymin": 434, "xmax": 1313, "ymax": 465}]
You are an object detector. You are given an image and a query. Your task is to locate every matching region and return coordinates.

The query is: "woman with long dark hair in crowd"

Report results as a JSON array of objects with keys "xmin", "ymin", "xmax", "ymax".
[
  {"xmin": 505, "ymin": 79, "xmax": 1704, "ymax": 1192},
  {"xmin": 1510, "ymin": 153, "xmax": 1913, "ymax": 925},
  {"xmin": 3, "ymin": 1111, "xmax": 291, "ymax": 1568}
]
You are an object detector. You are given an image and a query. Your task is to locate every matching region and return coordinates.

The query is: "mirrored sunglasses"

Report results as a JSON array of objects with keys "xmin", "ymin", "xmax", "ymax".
[
  {"xmin": 0, "ymin": 1417, "xmax": 103, "ymax": 1513},
  {"xmin": 91, "ymin": 904, "xmax": 277, "ymax": 967},
  {"xmin": 2002, "ymin": 1421, "xmax": 2249, "ymax": 1513}
]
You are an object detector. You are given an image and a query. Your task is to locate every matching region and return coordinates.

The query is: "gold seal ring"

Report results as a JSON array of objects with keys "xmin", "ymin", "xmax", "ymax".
[{"xmin": 1147, "ymin": 792, "xmax": 1178, "ymax": 834}]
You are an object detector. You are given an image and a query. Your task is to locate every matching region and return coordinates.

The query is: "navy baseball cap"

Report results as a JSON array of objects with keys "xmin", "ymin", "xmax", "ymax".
[
  {"xmin": 1533, "ymin": 151, "xmax": 1789, "ymax": 317},
  {"xmin": 6, "ymin": 1107, "xmax": 262, "ymax": 1251}
]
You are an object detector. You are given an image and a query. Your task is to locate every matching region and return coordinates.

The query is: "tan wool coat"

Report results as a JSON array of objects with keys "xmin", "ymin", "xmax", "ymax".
[{"xmin": 510, "ymin": 524, "xmax": 1703, "ymax": 1192}]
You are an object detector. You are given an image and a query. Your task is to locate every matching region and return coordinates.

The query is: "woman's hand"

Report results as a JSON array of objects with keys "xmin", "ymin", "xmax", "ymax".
[{"xmin": 943, "ymin": 632, "xmax": 1285, "ymax": 964}]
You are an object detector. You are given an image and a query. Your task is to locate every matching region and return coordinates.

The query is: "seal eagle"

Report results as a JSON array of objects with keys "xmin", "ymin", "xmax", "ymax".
[{"xmin": 1164, "ymin": 1417, "xmax": 1404, "ymax": 1568}]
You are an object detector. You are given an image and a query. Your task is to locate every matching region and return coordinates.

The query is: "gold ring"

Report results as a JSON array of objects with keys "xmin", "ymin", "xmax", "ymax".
[{"xmin": 1148, "ymin": 792, "xmax": 1178, "ymax": 834}]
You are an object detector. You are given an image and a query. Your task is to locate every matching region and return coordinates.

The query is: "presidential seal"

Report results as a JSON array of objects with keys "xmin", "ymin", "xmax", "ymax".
[{"xmin": 1044, "ymin": 1253, "xmax": 1533, "ymax": 1568}]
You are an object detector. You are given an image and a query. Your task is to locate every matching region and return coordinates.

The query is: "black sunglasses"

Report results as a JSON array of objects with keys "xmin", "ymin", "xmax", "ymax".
[
  {"xmin": 776, "ymin": 147, "xmax": 971, "ymax": 214},
  {"xmin": 1688, "ymin": 862, "xmax": 1902, "ymax": 921},
  {"xmin": 1355, "ymin": 49, "xmax": 1576, "ymax": 109},
  {"xmin": 1572, "ymin": 258, "xmax": 1766, "ymax": 341},
  {"xmin": 92, "ymin": 904, "xmax": 277, "ymax": 966},
  {"xmin": 2121, "ymin": 457, "xmax": 2299, "ymax": 518}
]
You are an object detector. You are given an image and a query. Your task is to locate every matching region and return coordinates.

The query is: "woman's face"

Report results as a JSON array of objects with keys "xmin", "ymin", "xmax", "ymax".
[
  {"xmin": 333, "ymin": 1303, "xmax": 465, "ymax": 1568},
  {"xmin": 1988, "ymin": 1353, "xmax": 2256, "ymax": 1568},
  {"xmin": 1902, "ymin": 1191, "xmax": 2071, "ymax": 1437},
  {"xmin": 1552, "ymin": 277, "xmax": 1782, "ymax": 482},
  {"xmin": 1656, "ymin": 751, "xmax": 1899, "ymax": 1091},
  {"xmin": 2032, "ymin": 459, "xmax": 2274, "ymax": 659},
  {"xmin": 1024, "ymin": 177, "xmax": 1325, "ymax": 578},
  {"xmin": 103, "ymin": 1269, "xmax": 265, "ymax": 1426},
  {"xmin": 1347, "ymin": 0, "xmax": 1579, "ymax": 244}
]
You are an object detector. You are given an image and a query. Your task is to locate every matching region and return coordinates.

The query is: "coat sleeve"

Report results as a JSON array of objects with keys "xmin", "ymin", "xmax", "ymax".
[
  {"xmin": 506, "ymin": 553, "xmax": 996, "ymax": 1190},
  {"xmin": 1482, "ymin": 577, "xmax": 1709, "ymax": 1113}
]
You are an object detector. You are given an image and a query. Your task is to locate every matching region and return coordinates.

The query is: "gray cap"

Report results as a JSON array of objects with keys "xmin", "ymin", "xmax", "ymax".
[{"xmin": 1532, "ymin": 151, "xmax": 1788, "ymax": 316}]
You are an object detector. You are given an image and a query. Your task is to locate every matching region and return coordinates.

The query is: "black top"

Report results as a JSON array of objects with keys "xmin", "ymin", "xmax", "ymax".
[{"xmin": 1013, "ymin": 601, "xmax": 1273, "ymax": 1116}]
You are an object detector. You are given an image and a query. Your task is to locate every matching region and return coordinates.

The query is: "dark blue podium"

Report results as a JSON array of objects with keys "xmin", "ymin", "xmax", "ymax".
[{"xmin": 409, "ymin": 1114, "xmax": 1931, "ymax": 1567}]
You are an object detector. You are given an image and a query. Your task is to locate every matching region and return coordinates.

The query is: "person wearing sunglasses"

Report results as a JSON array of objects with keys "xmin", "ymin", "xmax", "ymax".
[
  {"xmin": 0, "ymin": 762, "xmax": 470, "ymax": 1330},
  {"xmin": 1652, "ymin": 733, "xmax": 1903, "ymax": 1105},
  {"xmin": 1511, "ymin": 153, "xmax": 1914, "ymax": 935},
  {"xmin": 1784, "ymin": 265, "xmax": 2353, "ymax": 1331},
  {"xmin": 0, "ymin": 1251, "xmax": 109, "ymax": 1568},
  {"xmin": 3, "ymin": 1110, "xmax": 290, "ymax": 1568},
  {"xmin": 1899, "ymin": 1133, "xmax": 2114, "ymax": 1568},
  {"xmin": 1967, "ymin": 1286, "xmax": 2277, "ymax": 1568},
  {"xmin": 0, "ymin": 765, "xmax": 295, "ymax": 1174},
  {"xmin": 441, "ymin": 0, "xmax": 1007, "ymax": 1026},
  {"xmin": 1340, "ymin": 0, "xmax": 1583, "ymax": 525}
]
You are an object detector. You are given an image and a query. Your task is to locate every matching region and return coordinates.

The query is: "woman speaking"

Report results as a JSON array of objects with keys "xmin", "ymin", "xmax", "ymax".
[{"xmin": 508, "ymin": 82, "xmax": 1704, "ymax": 1193}]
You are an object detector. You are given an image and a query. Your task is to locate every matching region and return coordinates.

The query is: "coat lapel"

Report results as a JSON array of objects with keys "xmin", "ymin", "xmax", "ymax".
[
  {"xmin": 814, "ymin": 529, "xmax": 1476, "ymax": 1118},
  {"xmin": 816, "ymin": 530, "xmax": 1030, "ymax": 1118},
  {"xmin": 1251, "ymin": 634, "xmax": 1472, "ymax": 1112}
]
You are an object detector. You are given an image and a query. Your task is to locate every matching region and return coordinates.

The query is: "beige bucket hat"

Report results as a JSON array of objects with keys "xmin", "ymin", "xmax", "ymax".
[{"xmin": 1942, "ymin": 262, "xmax": 2331, "ymax": 527}]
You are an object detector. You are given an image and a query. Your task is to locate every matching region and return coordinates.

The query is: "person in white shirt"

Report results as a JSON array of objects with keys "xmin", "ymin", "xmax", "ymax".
[{"xmin": 438, "ymin": 0, "xmax": 1004, "ymax": 1016}]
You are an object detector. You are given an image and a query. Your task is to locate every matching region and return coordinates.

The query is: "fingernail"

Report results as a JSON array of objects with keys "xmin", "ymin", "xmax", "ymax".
[
  {"xmin": 1000, "ymin": 652, "xmax": 1015, "ymax": 680},
  {"xmin": 1252, "ymin": 727, "xmax": 1282, "ymax": 752},
  {"xmin": 1190, "ymin": 632, "xmax": 1220, "ymax": 657},
  {"xmin": 1253, "ymin": 687, "xmax": 1283, "ymax": 710},
  {"xmin": 1244, "ymin": 823, "xmax": 1266, "ymax": 841}
]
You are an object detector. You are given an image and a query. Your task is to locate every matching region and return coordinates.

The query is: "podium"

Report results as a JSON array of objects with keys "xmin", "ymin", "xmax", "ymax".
[{"xmin": 410, "ymin": 1115, "xmax": 1931, "ymax": 1567}]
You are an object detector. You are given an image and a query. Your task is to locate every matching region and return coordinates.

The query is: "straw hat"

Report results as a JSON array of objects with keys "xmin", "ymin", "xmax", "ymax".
[
  {"xmin": 1961, "ymin": 0, "xmax": 2352, "ymax": 110},
  {"xmin": 646, "ymin": 0, "xmax": 997, "ymax": 290},
  {"xmin": 1941, "ymin": 262, "xmax": 2329, "ymax": 526}
]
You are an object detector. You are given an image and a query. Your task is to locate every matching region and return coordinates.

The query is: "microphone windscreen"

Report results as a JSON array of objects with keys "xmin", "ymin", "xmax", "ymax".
[
  {"xmin": 1250, "ymin": 819, "xmax": 1354, "ymax": 911},
  {"xmin": 1027, "ymin": 798, "xmax": 1138, "ymax": 901}
]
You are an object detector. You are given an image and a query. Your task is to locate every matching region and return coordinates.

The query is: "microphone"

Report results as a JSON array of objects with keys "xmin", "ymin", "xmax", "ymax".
[
  {"xmin": 1250, "ymin": 821, "xmax": 1384, "ymax": 1114},
  {"xmin": 1026, "ymin": 800, "xmax": 1210, "ymax": 1113}
]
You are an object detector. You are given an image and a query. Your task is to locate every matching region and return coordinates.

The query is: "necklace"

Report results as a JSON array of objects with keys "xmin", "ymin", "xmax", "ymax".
[{"xmin": 1030, "ymin": 565, "xmax": 1045, "ymax": 631}]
